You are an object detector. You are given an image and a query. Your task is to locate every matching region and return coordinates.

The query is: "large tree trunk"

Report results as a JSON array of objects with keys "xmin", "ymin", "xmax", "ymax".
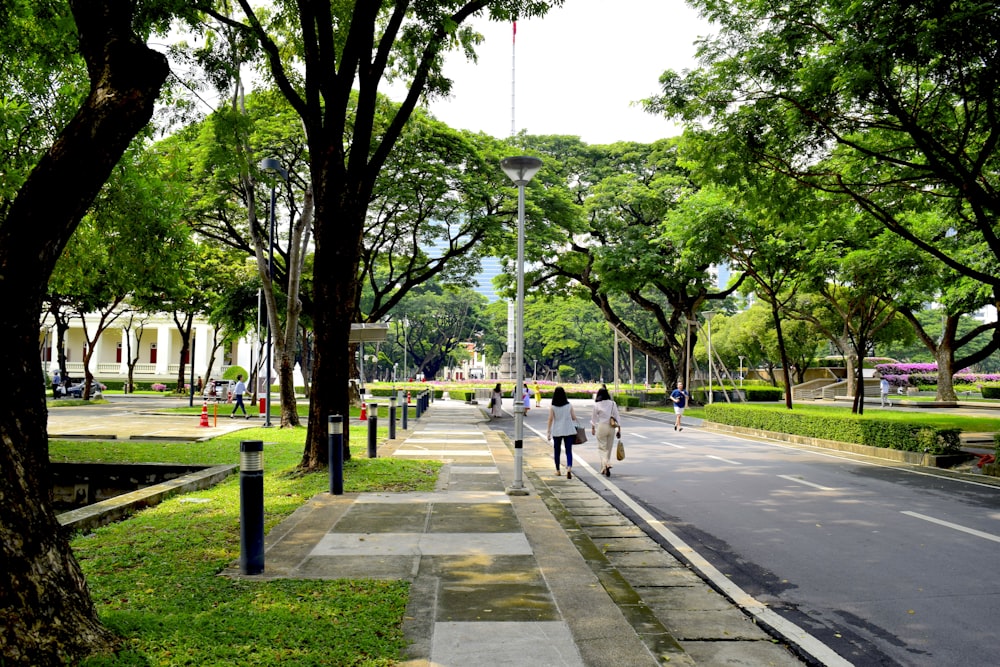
[
  {"xmin": 302, "ymin": 183, "xmax": 364, "ymax": 468},
  {"xmin": 0, "ymin": 2, "xmax": 169, "ymax": 662}
]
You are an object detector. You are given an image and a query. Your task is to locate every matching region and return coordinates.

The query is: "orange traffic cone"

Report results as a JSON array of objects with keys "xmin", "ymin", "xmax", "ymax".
[
  {"xmin": 198, "ymin": 400, "xmax": 210, "ymax": 427},
  {"xmin": 360, "ymin": 401, "xmax": 368, "ymax": 421}
]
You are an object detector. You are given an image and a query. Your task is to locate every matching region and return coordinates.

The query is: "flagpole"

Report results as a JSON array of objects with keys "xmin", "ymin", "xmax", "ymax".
[{"xmin": 511, "ymin": 21, "xmax": 516, "ymax": 137}]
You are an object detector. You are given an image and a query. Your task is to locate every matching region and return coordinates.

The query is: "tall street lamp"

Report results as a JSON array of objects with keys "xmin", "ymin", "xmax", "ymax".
[
  {"xmin": 703, "ymin": 311, "xmax": 716, "ymax": 404},
  {"xmin": 260, "ymin": 158, "xmax": 288, "ymax": 428},
  {"xmin": 402, "ymin": 317, "xmax": 409, "ymax": 381},
  {"xmin": 500, "ymin": 155, "xmax": 542, "ymax": 496}
]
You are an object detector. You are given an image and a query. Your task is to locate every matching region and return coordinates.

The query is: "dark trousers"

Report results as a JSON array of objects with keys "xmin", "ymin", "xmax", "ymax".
[
  {"xmin": 553, "ymin": 434, "xmax": 575, "ymax": 470},
  {"xmin": 232, "ymin": 394, "xmax": 246, "ymax": 415}
]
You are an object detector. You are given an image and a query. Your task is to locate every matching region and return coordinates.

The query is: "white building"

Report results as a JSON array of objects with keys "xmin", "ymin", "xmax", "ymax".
[{"xmin": 38, "ymin": 311, "xmax": 269, "ymax": 388}]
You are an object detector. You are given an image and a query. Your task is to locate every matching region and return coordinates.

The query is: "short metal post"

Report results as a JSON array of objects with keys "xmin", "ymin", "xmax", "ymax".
[
  {"xmin": 416, "ymin": 392, "xmax": 423, "ymax": 419},
  {"xmin": 239, "ymin": 440, "xmax": 265, "ymax": 574},
  {"xmin": 367, "ymin": 403, "xmax": 378, "ymax": 458},
  {"xmin": 328, "ymin": 415, "xmax": 343, "ymax": 495},
  {"xmin": 388, "ymin": 397, "xmax": 396, "ymax": 440},
  {"xmin": 402, "ymin": 393, "xmax": 409, "ymax": 430}
]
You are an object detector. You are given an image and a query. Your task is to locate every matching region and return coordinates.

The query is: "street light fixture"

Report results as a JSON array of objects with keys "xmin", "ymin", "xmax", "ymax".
[
  {"xmin": 260, "ymin": 157, "xmax": 288, "ymax": 428},
  {"xmin": 500, "ymin": 155, "xmax": 542, "ymax": 496},
  {"xmin": 703, "ymin": 311, "xmax": 716, "ymax": 404}
]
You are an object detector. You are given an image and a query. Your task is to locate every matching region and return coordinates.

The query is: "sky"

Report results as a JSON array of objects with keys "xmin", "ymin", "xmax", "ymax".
[{"xmin": 417, "ymin": 0, "xmax": 712, "ymax": 145}]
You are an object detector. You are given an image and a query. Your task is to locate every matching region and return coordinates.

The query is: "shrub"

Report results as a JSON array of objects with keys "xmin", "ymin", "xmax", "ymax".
[
  {"xmin": 982, "ymin": 384, "xmax": 1000, "ymax": 399},
  {"xmin": 703, "ymin": 404, "xmax": 961, "ymax": 455},
  {"xmin": 151, "ymin": 383, "xmax": 168, "ymax": 392}
]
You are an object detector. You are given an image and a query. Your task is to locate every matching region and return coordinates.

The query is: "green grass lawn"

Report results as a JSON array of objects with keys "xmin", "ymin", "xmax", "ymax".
[{"xmin": 56, "ymin": 427, "xmax": 441, "ymax": 666}]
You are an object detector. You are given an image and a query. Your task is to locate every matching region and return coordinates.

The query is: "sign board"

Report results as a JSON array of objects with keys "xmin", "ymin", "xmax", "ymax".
[{"xmin": 349, "ymin": 323, "xmax": 389, "ymax": 343}]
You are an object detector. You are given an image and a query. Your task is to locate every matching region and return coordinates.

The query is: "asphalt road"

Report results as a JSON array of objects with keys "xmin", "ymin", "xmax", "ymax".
[{"xmin": 507, "ymin": 400, "xmax": 1000, "ymax": 666}]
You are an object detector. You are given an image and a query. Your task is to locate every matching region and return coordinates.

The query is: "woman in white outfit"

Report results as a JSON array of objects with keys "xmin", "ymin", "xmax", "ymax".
[
  {"xmin": 590, "ymin": 386, "xmax": 621, "ymax": 477},
  {"xmin": 490, "ymin": 383, "xmax": 503, "ymax": 418},
  {"xmin": 546, "ymin": 386, "xmax": 579, "ymax": 479}
]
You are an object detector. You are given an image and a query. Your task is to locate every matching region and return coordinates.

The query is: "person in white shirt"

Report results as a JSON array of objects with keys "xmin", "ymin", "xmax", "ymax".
[
  {"xmin": 546, "ymin": 386, "xmax": 579, "ymax": 479},
  {"xmin": 879, "ymin": 378, "xmax": 892, "ymax": 407},
  {"xmin": 590, "ymin": 386, "xmax": 621, "ymax": 477},
  {"xmin": 230, "ymin": 374, "xmax": 249, "ymax": 419}
]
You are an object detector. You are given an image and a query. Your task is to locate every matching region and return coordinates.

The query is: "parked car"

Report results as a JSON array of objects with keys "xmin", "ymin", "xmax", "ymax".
[
  {"xmin": 204, "ymin": 379, "xmax": 236, "ymax": 401},
  {"xmin": 65, "ymin": 380, "xmax": 105, "ymax": 399}
]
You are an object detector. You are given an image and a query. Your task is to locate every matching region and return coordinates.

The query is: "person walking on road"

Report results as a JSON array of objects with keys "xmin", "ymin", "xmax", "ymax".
[
  {"xmin": 546, "ymin": 386, "xmax": 579, "ymax": 479},
  {"xmin": 670, "ymin": 380, "xmax": 689, "ymax": 431},
  {"xmin": 230, "ymin": 374, "xmax": 249, "ymax": 419},
  {"xmin": 490, "ymin": 383, "xmax": 504, "ymax": 419},
  {"xmin": 522, "ymin": 386, "xmax": 531, "ymax": 414},
  {"xmin": 880, "ymin": 378, "xmax": 892, "ymax": 407},
  {"xmin": 590, "ymin": 386, "xmax": 621, "ymax": 477}
]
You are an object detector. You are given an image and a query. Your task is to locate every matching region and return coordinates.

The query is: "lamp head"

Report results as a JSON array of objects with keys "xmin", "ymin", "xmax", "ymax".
[
  {"xmin": 259, "ymin": 157, "xmax": 288, "ymax": 181},
  {"xmin": 500, "ymin": 156, "xmax": 543, "ymax": 186}
]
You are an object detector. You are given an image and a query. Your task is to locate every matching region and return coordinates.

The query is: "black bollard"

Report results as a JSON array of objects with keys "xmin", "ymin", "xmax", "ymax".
[
  {"xmin": 416, "ymin": 392, "xmax": 423, "ymax": 419},
  {"xmin": 388, "ymin": 397, "xmax": 396, "ymax": 440},
  {"xmin": 328, "ymin": 415, "xmax": 343, "ymax": 495},
  {"xmin": 402, "ymin": 393, "xmax": 408, "ymax": 430},
  {"xmin": 239, "ymin": 440, "xmax": 265, "ymax": 575},
  {"xmin": 367, "ymin": 403, "xmax": 378, "ymax": 458}
]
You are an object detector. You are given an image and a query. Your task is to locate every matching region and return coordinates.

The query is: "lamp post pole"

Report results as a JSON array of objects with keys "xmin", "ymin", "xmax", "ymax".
[
  {"xmin": 259, "ymin": 158, "xmax": 287, "ymax": 428},
  {"xmin": 403, "ymin": 317, "xmax": 409, "ymax": 381},
  {"xmin": 704, "ymin": 311, "xmax": 716, "ymax": 404},
  {"xmin": 739, "ymin": 355, "xmax": 745, "ymax": 387},
  {"xmin": 500, "ymin": 155, "xmax": 542, "ymax": 496}
]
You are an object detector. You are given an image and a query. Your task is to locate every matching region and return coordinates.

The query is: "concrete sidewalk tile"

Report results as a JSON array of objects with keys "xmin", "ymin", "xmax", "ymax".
[
  {"xmin": 656, "ymin": 608, "xmax": 773, "ymax": 641},
  {"xmin": 431, "ymin": 621, "xmax": 582, "ymax": 666},
  {"xmin": 437, "ymin": 581, "xmax": 558, "ymax": 622},
  {"xmin": 682, "ymin": 639, "xmax": 806, "ymax": 666}
]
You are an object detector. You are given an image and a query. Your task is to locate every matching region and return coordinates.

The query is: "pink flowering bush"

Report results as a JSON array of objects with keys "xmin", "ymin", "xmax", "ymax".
[
  {"xmin": 875, "ymin": 363, "xmax": 997, "ymax": 388},
  {"xmin": 152, "ymin": 383, "xmax": 167, "ymax": 392}
]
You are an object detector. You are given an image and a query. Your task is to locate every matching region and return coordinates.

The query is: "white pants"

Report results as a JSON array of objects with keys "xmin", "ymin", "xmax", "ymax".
[{"xmin": 596, "ymin": 422, "xmax": 615, "ymax": 468}]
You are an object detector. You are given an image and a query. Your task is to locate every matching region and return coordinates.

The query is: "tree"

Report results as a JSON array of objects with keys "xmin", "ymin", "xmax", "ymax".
[
  {"xmin": 193, "ymin": 0, "xmax": 565, "ymax": 469},
  {"xmin": 647, "ymin": 0, "xmax": 1000, "ymax": 340},
  {"xmin": 0, "ymin": 1, "xmax": 171, "ymax": 662},
  {"xmin": 387, "ymin": 282, "xmax": 487, "ymax": 380},
  {"xmin": 522, "ymin": 136, "xmax": 741, "ymax": 388},
  {"xmin": 50, "ymin": 144, "xmax": 193, "ymax": 397}
]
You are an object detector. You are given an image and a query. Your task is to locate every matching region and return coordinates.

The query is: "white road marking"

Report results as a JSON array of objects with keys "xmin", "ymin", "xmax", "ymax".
[
  {"xmin": 706, "ymin": 455, "xmax": 742, "ymax": 465},
  {"xmin": 901, "ymin": 511, "xmax": 1000, "ymax": 544},
  {"xmin": 629, "ymin": 433, "xmax": 648, "ymax": 439},
  {"xmin": 664, "ymin": 442, "xmax": 685, "ymax": 449},
  {"xmin": 777, "ymin": 474, "xmax": 836, "ymax": 491}
]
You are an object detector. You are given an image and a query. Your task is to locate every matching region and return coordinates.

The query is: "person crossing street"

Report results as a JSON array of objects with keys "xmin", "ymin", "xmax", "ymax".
[{"xmin": 230, "ymin": 374, "xmax": 249, "ymax": 419}]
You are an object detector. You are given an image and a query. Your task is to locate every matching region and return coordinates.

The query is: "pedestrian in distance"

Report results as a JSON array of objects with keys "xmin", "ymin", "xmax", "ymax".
[
  {"xmin": 590, "ymin": 386, "xmax": 621, "ymax": 477},
  {"xmin": 670, "ymin": 380, "xmax": 689, "ymax": 431},
  {"xmin": 230, "ymin": 374, "xmax": 249, "ymax": 419},
  {"xmin": 522, "ymin": 386, "xmax": 531, "ymax": 414},
  {"xmin": 490, "ymin": 383, "xmax": 504, "ymax": 419},
  {"xmin": 880, "ymin": 377, "xmax": 892, "ymax": 407},
  {"xmin": 546, "ymin": 386, "xmax": 579, "ymax": 479},
  {"xmin": 533, "ymin": 382, "xmax": 542, "ymax": 407}
]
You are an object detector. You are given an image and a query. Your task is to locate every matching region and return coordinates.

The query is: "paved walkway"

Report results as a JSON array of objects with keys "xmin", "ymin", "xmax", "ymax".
[{"xmin": 253, "ymin": 399, "xmax": 807, "ymax": 667}]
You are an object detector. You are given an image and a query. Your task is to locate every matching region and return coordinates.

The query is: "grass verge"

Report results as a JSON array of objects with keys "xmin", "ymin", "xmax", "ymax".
[{"xmin": 58, "ymin": 427, "xmax": 441, "ymax": 666}]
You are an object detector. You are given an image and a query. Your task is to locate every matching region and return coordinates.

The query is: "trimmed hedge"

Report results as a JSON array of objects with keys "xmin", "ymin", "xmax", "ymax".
[
  {"xmin": 982, "ymin": 384, "xmax": 1000, "ymax": 399},
  {"xmin": 704, "ymin": 404, "xmax": 962, "ymax": 455}
]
